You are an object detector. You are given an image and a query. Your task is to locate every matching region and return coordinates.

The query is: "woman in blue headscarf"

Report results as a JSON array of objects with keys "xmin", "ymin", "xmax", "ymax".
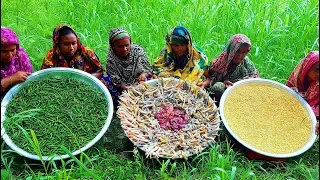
[{"xmin": 152, "ymin": 26, "xmax": 209, "ymax": 85}]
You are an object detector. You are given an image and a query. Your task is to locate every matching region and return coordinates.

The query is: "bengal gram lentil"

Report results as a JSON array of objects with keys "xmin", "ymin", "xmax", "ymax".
[
  {"xmin": 4, "ymin": 77, "xmax": 108, "ymax": 156},
  {"xmin": 224, "ymin": 83, "xmax": 312, "ymax": 154}
]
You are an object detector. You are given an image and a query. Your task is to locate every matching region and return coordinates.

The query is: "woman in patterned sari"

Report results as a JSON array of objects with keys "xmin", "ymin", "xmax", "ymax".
[
  {"xmin": 102, "ymin": 27, "xmax": 154, "ymax": 106},
  {"xmin": 286, "ymin": 51, "xmax": 319, "ymax": 135},
  {"xmin": 41, "ymin": 24, "xmax": 103, "ymax": 79},
  {"xmin": 101, "ymin": 27, "xmax": 154, "ymax": 152},
  {"xmin": 1, "ymin": 27, "xmax": 33, "ymax": 100},
  {"xmin": 152, "ymin": 26, "xmax": 209, "ymax": 85},
  {"xmin": 201, "ymin": 34, "xmax": 259, "ymax": 103}
]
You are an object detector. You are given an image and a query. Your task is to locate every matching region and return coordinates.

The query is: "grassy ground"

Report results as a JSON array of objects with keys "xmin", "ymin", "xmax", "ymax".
[{"xmin": 1, "ymin": 0, "xmax": 319, "ymax": 179}]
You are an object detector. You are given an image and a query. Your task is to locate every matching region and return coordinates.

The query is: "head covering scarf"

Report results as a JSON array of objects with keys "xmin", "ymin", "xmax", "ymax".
[
  {"xmin": 209, "ymin": 34, "xmax": 259, "ymax": 83},
  {"xmin": 41, "ymin": 24, "xmax": 103, "ymax": 74},
  {"xmin": 1, "ymin": 27, "xmax": 33, "ymax": 79},
  {"xmin": 152, "ymin": 26, "xmax": 208, "ymax": 84},
  {"xmin": 106, "ymin": 27, "xmax": 152, "ymax": 86},
  {"xmin": 286, "ymin": 51, "xmax": 319, "ymax": 117}
]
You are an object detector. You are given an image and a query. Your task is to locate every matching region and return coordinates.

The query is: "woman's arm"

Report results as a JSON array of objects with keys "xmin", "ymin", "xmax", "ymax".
[
  {"xmin": 151, "ymin": 48, "xmax": 168, "ymax": 75},
  {"xmin": 1, "ymin": 77, "xmax": 13, "ymax": 91},
  {"xmin": 1, "ymin": 72, "xmax": 32, "ymax": 92},
  {"xmin": 135, "ymin": 51, "xmax": 152, "ymax": 79},
  {"xmin": 85, "ymin": 51, "xmax": 104, "ymax": 79},
  {"xmin": 242, "ymin": 57, "xmax": 259, "ymax": 79},
  {"xmin": 106, "ymin": 56, "xmax": 123, "ymax": 86},
  {"xmin": 197, "ymin": 69, "xmax": 210, "ymax": 88}
]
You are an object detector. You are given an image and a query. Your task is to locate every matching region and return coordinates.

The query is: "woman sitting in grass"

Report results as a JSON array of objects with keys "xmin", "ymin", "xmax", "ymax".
[
  {"xmin": 200, "ymin": 34, "xmax": 259, "ymax": 103},
  {"xmin": 102, "ymin": 27, "xmax": 154, "ymax": 106},
  {"xmin": 286, "ymin": 51, "xmax": 319, "ymax": 135},
  {"xmin": 101, "ymin": 27, "xmax": 154, "ymax": 152},
  {"xmin": 152, "ymin": 26, "xmax": 209, "ymax": 85},
  {"xmin": 1, "ymin": 27, "xmax": 33, "ymax": 100},
  {"xmin": 41, "ymin": 24, "xmax": 103, "ymax": 79}
]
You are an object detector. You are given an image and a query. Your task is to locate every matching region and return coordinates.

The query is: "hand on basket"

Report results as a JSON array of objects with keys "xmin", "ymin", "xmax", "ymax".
[
  {"xmin": 120, "ymin": 83, "xmax": 128, "ymax": 91},
  {"xmin": 224, "ymin": 80, "xmax": 233, "ymax": 88},
  {"xmin": 137, "ymin": 73, "xmax": 148, "ymax": 83},
  {"xmin": 197, "ymin": 78, "xmax": 210, "ymax": 89}
]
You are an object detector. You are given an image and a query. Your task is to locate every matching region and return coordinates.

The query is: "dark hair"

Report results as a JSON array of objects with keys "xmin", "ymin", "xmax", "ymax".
[
  {"xmin": 58, "ymin": 26, "xmax": 74, "ymax": 37},
  {"xmin": 57, "ymin": 26, "xmax": 76, "ymax": 43}
]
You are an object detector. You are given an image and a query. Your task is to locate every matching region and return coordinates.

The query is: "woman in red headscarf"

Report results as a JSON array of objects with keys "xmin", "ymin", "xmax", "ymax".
[
  {"xmin": 286, "ymin": 51, "xmax": 319, "ymax": 135},
  {"xmin": 41, "ymin": 24, "xmax": 103, "ymax": 79},
  {"xmin": 200, "ymin": 34, "xmax": 259, "ymax": 103},
  {"xmin": 247, "ymin": 51, "xmax": 319, "ymax": 161}
]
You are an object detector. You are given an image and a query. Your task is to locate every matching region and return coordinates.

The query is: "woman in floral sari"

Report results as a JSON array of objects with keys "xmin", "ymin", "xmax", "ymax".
[
  {"xmin": 41, "ymin": 24, "xmax": 103, "ymax": 78},
  {"xmin": 286, "ymin": 51, "xmax": 319, "ymax": 135},
  {"xmin": 201, "ymin": 34, "xmax": 259, "ymax": 103},
  {"xmin": 1, "ymin": 27, "xmax": 33, "ymax": 100},
  {"xmin": 152, "ymin": 26, "xmax": 208, "ymax": 85}
]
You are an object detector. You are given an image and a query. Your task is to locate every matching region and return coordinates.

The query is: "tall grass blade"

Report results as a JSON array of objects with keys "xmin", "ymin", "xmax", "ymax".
[{"xmin": 60, "ymin": 145, "xmax": 101, "ymax": 180}]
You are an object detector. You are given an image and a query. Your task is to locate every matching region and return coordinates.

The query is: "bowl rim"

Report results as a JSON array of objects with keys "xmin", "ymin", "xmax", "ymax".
[
  {"xmin": 219, "ymin": 78, "xmax": 317, "ymax": 158},
  {"xmin": 1, "ymin": 67, "xmax": 114, "ymax": 161}
]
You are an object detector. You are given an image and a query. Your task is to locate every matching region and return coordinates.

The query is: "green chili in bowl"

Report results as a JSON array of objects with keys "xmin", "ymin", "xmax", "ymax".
[{"xmin": 4, "ymin": 77, "xmax": 108, "ymax": 156}]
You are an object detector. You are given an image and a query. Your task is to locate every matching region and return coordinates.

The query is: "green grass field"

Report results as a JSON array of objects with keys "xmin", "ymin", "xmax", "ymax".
[{"xmin": 1, "ymin": 0, "xmax": 319, "ymax": 179}]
